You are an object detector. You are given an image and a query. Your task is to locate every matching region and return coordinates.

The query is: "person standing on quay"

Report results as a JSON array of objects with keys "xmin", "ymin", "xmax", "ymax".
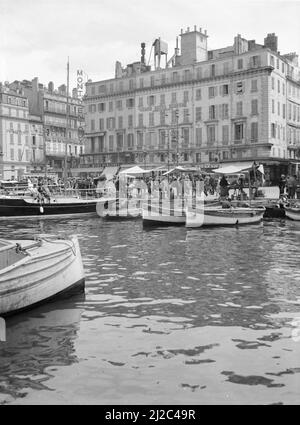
[{"xmin": 279, "ymin": 174, "xmax": 286, "ymax": 197}]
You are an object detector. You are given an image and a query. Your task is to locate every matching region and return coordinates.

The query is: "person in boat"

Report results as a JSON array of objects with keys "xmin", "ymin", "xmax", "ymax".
[
  {"xmin": 219, "ymin": 175, "xmax": 229, "ymax": 198},
  {"xmin": 279, "ymin": 174, "xmax": 286, "ymax": 197}
]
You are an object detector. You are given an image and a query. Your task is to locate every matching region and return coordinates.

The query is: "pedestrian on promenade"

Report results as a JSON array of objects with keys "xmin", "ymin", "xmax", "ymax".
[{"xmin": 279, "ymin": 174, "xmax": 286, "ymax": 196}]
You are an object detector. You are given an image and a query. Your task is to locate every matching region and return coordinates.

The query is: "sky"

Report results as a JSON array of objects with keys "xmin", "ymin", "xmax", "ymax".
[{"xmin": 1, "ymin": 0, "xmax": 300, "ymax": 91}]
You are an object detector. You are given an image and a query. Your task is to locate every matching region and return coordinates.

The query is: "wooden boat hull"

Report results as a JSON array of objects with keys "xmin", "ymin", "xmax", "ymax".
[
  {"xmin": 96, "ymin": 198, "xmax": 141, "ymax": 219},
  {"xmin": 186, "ymin": 206, "xmax": 265, "ymax": 228},
  {"xmin": 142, "ymin": 203, "xmax": 185, "ymax": 226},
  {"xmin": 0, "ymin": 197, "xmax": 97, "ymax": 218},
  {"xmin": 285, "ymin": 206, "xmax": 300, "ymax": 221},
  {"xmin": 0, "ymin": 235, "xmax": 85, "ymax": 316}
]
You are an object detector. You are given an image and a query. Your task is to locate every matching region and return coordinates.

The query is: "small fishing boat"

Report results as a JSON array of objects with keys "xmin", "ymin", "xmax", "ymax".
[
  {"xmin": 96, "ymin": 197, "xmax": 142, "ymax": 219},
  {"xmin": 0, "ymin": 195, "xmax": 98, "ymax": 219},
  {"xmin": 142, "ymin": 200, "xmax": 186, "ymax": 226},
  {"xmin": 285, "ymin": 203, "xmax": 300, "ymax": 220},
  {"xmin": 186, "ymin": 204, "xmax": 265, "ymax": 228},
  {"xmin": 0, "ymin": 234, "xmax": 85, "ymax": 316}
]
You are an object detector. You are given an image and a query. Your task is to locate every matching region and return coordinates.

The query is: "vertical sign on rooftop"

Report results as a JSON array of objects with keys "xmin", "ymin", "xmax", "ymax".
[{"xmin": 77, "ymin": 70, "xmax": 84, "ymax": 99}]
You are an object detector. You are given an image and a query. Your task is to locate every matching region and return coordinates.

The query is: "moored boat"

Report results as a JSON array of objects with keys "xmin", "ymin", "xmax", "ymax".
[
  {"xmin": 285, "ymin": 203, "xmax": 300, "ymax": 220},
  {"xmin": 96, "ymin": 197, "xmax": 142, "ymax": 219},
  {"xmin": 142, "ymin": 200, "xmax": 186, "ymax": 226},
  {"xmin": 0, "ymin": 234, "xmax": 85, "ymax": 316},
  {"xmin": 0, "ymin": 195, "xmax": 98, "ymax": 218},
  {"xmin": 186, "ymin": 204, "xmax": 265, "ymax": 228}
]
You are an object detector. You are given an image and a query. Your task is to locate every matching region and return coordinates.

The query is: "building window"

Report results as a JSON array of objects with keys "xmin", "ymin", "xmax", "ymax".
[
  {"xmin": 222, "ymin": 151, "xmax": 229, "ymax": 160},
  {"xmin": 271, "ymin": 123, "xmax": 276, "ymax": 138},
  {"xmin": 221, "ymin": 104, "xmax": 229, "ymax": 119},
  {"xmin": 221, "ymin": 84, "xmax": 229, "ymax": 96},
  {"xmin": 183, "ymin": 109, "xmax": 189, "ymax": 123},
  {"xmin": 182, "ymin": 128, "xmax": 189, "ymax": 145},
  {"xmin": 251, "ymin": 99, "xmax": 258, "ymax": 115},
  {"xmin": 99, "ymin": 118, "xmax": 104, "ymax": 130},
  {"xmin": 138, "ymin": 113, "xmax": 143, "ymax": 127},
  {"xmin": 117, "ymin": 133, "xmax": 123, "ymax": 149},
  {"xmin": 109, "ymin": 101, "xmax": 113, "ymax": 112},
  {"xmin": 184, "ymin": 70, "xmax": 191, "ymax": 81},
  {"xmin": 195, "ymin": 107, "xmax": 202, "ymax": 122},
  {"xmin": 196, "ymin": 89, "xmax": 201, "ymax": 101},
  {"xmin": 207, "ymin": 125, "xmax": 216, "ymax": 145},
  {"xmin": 210, "ymin": 64, "xmax": 215, "ymax": 77},
  {"xmin": 98, "ymin": 102, "xmax": 105, "ymax": 112},
  {"xmin": 251, "ymin": 122, "xmax": 258, "ymax": 142},
  {"xmin": 138, "ymin": 97, "xmax": 143, "ymax": 107},
  {"xmin": 251, "ymin": 79, "xmax": 258, "ymax": 92},
  {"xmin": 116, "ymin": 100, "xmax": 122, "ymax": 110},
  {"xmin": 127, "ymin": 133, "xmax": 134, "ymax": 149},
  {"xmin": 271, "ymin": 77, "xmax": 275, "ymax": 90},
  {"xmin": 236, "ymin": 81, "xmax": 244, "ymax": 94},
  {"xmin": 139, "ymin": 78, "xmax": 144, "ymax": 88},
  {"xmin": 237, "ymin": 59, "xmax": 243, "ymax": 70},
  {"xmin": 223, "ymin": 62, "xmax": 229, "ymax": 74},
  {"xmin": 208, "ymin": 86, "xmax": 215, "ymax": 98},
  {"xmin": 222, "ymin": 125, "xmax": 229, "ymax": 145},
  {"xmin": 91, "ymin": 119, "xmax": 95, "ymax": 131},
  {"xmin": 148, "ymin": 95, "xmax": 155, "ymax": 106},
  {"xmin": 278, "ymin": 102, "xmax": 280, "ymax": 116},
  {"xmin": 109, "ymin": 135, "xmax": 114, "ymax": 151},
  {"xmin": 172, "ymin": 71, "xmax": 179, "ymax": 83},
  {"xmin": 160, "ymin": 94, "xmax": 165, "ymax": 105},
  {"xmin": 159, "ymin": 130, "xmax": 166, "ymax": 148},
  {"xmin": 195, "ymin": 128, "xmax": 202, "ymax": 146},
  {"xmin": 137, "ymin": 132, "xmax": 143, "ymax": 149},
  {"xmin": 270, "ymin": 56, "xmax": 274, "ymax": 67},
  {"xmin": 160, "ymin": 111, "xmax": 166, "ymax": 125},
  {"xmin": 283, "ymin": 104, "xmax": 286, "ymax": 119},
  {"xmin": 129, "ymin": 79, "xmax": 134, "ymax": 90},
  {"xmin": 149, "ymin": 112, "xmax": 154, "ymax": 126},
  {"xmin": 118, "ymin": 116, "xmax": 123, "ymax": 129},
  {"xmin": 196, "ymin": 68, "xmax": 202, "ymax": 79},
  {"xmin": 209, "ymin": 105, "xmax": 216, "ymax": 120},
  {"xmin": 10, "ymin": 148, "xmax": 14, "ymax": 160},
  {"xmin": 236, "ymin": 101, "xmax": 243, "ymax": 116},
  {"xmin": 171, "ymin": 92, "xmax": 177, "ymax": 103},
  {"xmin": 126, "ymin": 98, "xmax": 135, "ymax": 108},
  {"xmin": 161, "ymin": 74, "xmax": 166, "ymax": 85},
  {"xmin": 234, "ymin": 123, "xmax": 244, "ymax": 142},
  {"xmin": 272, "ymin": 99, "xmax": 275, "ymax": 114},
  {"xmin": 128, "ymin": 115, "xmax": 133, "ymax": 128},
  {"xmin": 183, "ymin": 91, "xmax": 189, "ymax": 102},
  {"xmin": 282, "ymin": 62, "xmax": 285, "ymax": 73},
  {"xmin": 250, "ymin": 55, "xmax": 260, "ymax": 67},
  {"xmin": 196, "ymin": 153, "xmax": 201, "ymax": 163}
]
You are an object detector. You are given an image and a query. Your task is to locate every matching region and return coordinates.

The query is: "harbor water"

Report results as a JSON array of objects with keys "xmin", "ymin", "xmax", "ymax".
[{"xmin": 0, "ymin": 216, "xmax": 300, "ymax": 404}]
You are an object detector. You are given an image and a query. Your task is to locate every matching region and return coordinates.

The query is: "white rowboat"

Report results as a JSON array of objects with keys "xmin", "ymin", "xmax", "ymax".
[{"xmin": 0, "ymin": 234, "xmax": 85, "ymax": 316}]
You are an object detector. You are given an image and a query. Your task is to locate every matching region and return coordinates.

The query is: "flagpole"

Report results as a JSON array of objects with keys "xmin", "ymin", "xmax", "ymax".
[{"xmin": 64, "ymin": 57, "xmax": 70, "ymax": 183}]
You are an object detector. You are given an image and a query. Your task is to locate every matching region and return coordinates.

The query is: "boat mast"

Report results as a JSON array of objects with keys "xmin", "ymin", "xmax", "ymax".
[{"xmin": 64, "ymin": 57, "xmax": 70, "ymax": 183}]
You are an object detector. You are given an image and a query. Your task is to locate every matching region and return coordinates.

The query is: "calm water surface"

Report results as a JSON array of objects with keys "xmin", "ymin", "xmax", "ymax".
[{"xmin": 0, "ymin": 215, "xmax": 300, "ymax": 404}]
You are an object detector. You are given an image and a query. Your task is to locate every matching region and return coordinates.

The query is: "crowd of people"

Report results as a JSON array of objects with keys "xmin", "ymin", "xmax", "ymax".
[{"xmin": 278, "ymin": 174, "xmax": 299, "ymax": 199}]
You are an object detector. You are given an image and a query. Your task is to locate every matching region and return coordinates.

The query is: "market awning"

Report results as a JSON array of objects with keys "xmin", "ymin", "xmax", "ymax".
[
  {"xmin": 119, "ymin": 165, "xmax": 150, "ymax": 175},
  {"xmin": 212, "ymin": 161, "xmax": 255, "ymax": 175},
  {"xmin": 163, "ymin": 166, "xmax": 199, "ymax": 176},
  {"xmin": 100, "ymin": 166, "xmax": 119, "ymax": 181}
]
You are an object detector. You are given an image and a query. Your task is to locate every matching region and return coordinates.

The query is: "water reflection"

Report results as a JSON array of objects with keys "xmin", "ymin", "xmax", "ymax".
[
  {"xmin": 0, "ymin": 295, "xmax": 84, "ymax": 403},
  {"xmin": 0, "ymin": 217, "xmax": 299, "ymax": 404}
]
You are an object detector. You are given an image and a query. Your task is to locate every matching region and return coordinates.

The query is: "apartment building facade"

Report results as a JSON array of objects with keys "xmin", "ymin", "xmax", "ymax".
[
  {"xmin": 10, "ymin": 78, "xmax": 85, "ymax": 178},
  {"xmin": 0, "ymin": 83, "xmax": 31, "ymax": 180},
  {"xmin": 83, "ymin": 29, "xmax": 300, "ymax": 183}
]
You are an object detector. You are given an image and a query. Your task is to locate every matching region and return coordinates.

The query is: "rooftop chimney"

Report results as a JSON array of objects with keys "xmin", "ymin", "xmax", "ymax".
[{"xmin": 264, "ymin": 33, "xmax": 278, "ymax": 52}]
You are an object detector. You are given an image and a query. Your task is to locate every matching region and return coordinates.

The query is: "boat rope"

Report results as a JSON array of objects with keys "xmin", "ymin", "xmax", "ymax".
[{"xmin": 36, "ymin": 235, "xmax": 77, "ymax": 256}]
